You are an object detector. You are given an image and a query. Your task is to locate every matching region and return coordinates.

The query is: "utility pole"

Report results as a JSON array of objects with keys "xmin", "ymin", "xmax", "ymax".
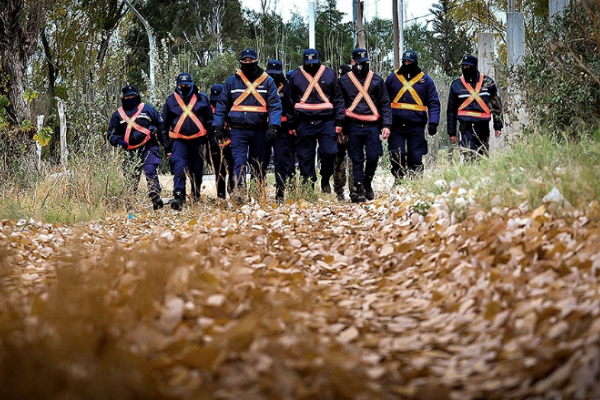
[
  {"xmin": 354, "ymin": 0, "xmax": 365, "ymax": 48},
  {"xmin": 393, "ymin": 0, "xmax": 399, "ymax": 69},
  {"xmin": 309, "ymin": 0, "xmax": 315, "ymax": 49}
]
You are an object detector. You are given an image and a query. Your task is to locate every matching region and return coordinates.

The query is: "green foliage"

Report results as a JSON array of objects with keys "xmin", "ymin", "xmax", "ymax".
[
  {"xmin": 410, "ymin": 129, "xmax": 600, "ymax": 218},
  {"xmin": 429, "ymin": 0, "xmax": 475, "ymax": 77},
  {"xmin": 517, "ymin": 3, "xmax": 600, "ymax": 136}
]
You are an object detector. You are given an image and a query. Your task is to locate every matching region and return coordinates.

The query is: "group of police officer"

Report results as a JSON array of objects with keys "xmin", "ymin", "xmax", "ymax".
[{"xmin": 107, "ymin": 47, "xmax": 503, "ymax": 210}]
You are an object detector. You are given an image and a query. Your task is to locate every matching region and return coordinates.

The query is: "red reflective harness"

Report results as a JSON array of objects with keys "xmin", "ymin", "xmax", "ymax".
[
  {"xmin": 457, "ymin": 75, "xmax": 491, "ymax": 119},
  {"xmin": 391, "ymin": 72, "xmax": 427, "ymax": 112},
  {"xmin": 231, "ymin": 71, "xmax": 268, "ymax": 113},
  {"xmin": 169, "ymin": 93, "xmax": 207, "ymax": 139},
  {"xmin": 117, "ymin": 103, "xmax": 152, "ymax": 150},
  {"xmin": 345, "ymin": 71, "xmax": 380, "ymax": 122},
  {"xmin": 294, "ymin": 65, "xmax": 334, "ymax": 111}
]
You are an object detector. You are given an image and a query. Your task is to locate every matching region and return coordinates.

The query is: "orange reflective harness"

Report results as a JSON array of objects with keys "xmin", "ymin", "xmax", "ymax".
[
  {"xmin": 391, "ymin": 72, "xmax": 427, "ymax": 112},
  {"xmin": 345, "ymin": 71, "xmax": 380, "ymax": 122},
  {"xmin": 117, "ymin": 103, "xmax": 152, "ymax": 150},
  {"xmin": 457, "ymin": 75, "xmax": 491, "ymax": 119},
  {"xmin": 294, "ymin": 65, "xmax": 334, "ymax": 111},
  {"xmin": 169, "ymin": 93, "xmax": 207, "ymax": 139},
  {"xmin": 278, "ymin": 82, "xmax": 287, "ymax": 122},
  {"xmin": 230, "ymin": 71, "xmax": 269, "ymax": 113}
]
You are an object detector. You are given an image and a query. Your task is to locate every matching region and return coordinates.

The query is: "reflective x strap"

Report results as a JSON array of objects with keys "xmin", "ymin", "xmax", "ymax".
[
  {"xmin": 299, "ymin": 65, "xmax": 330, "ymax": 104},
  {"xmin": 233, "ymin": 71, "xmax": 268, "ymax": 108},
  {"xmin": 393, "ymin": 72, "xmax": 425, "ymax": 106},
  {"xmin": 117, "ymin": 103, "xmax": 151, "ymax": 149},
  {"xmin": 346, "ymin": 71, "xmax": 378, "ymax": 117},
  {"xmin": 173, "ymin": 93, "xmax": 204, "ymax": 133},
  {"xmin": 458, "ymin": 75, "xmax": 490, "ymax": 114}
]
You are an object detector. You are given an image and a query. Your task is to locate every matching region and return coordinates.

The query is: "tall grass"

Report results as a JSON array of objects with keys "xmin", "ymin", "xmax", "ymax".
[{"xmin": 409, "ymin": 129, "xmax": 600, "ymax": 218}]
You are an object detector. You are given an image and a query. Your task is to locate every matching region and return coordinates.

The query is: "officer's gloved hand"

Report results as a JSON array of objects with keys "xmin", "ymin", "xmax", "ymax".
[
  {"xmin": 428, "ymin": 123, "xmax": 438, "ymax": 136},
  {"xmin": 214, "ymin": 127, "xmax": 230, "ymax": 145},
  {"xmin": 117, "ymin": 139, "xmax": 129, "ymax": 149},
  {"xmin": 267, "ymin": 125, "xmax": 278, "ymax": 145}
]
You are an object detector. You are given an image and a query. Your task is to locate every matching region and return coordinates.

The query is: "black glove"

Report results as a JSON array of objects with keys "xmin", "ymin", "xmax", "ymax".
[
  {"xmin": 214, "ymin": 127, "xmax": 230, "ymax": 145},
  {"xmin": 266, "ymin": 125, "xmax": 278, "ymax": 144},
  {"xmin": 117, "ymin": 139, "xmax": 129, "ymax": 149},
  {"xmin": 428, "ymin": 123, "xmax": 438, "ymax": 136}
]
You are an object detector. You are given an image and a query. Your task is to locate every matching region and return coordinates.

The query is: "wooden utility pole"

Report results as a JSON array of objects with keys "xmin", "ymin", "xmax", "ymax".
[
  {"xmin": 354, "ymin": 0, "xmax": 365, "ymax": 48},
  {"xmin": 393, "ymin": 0, "xmax": 399, "ymax": 69}
]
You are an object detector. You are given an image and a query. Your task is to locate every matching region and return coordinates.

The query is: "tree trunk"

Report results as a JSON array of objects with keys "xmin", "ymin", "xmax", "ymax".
[{"xmin": 0, "ymin": 0, "xmax": 43, "ymax": 126}]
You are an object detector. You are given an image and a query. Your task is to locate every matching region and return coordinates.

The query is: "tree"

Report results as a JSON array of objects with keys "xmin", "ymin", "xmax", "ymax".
[
  {"xmin": 0, "ymin": 0, "xmax": 44, "ymax": 126},
  {"xmin": 429, "ymin": 0, "xmax": 474, "ymax": 77}
]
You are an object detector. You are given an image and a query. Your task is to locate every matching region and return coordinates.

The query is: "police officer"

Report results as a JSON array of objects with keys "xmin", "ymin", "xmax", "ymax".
[
  {"xmin": 339, "ymin": 48, "xmax": 392, "ymax": 202},
  {"xmin": 333, "ymin": 63, "xmax": 356, "ymax": 202},
  {"xmin": 107, "ymin": 85, "xmax": 164, "ymax": 209},
  {"xmin": 447, "ymin": 54, "xmax": 503, "ymax": 159},
  {"xmin": 160, "ymin": 72, "xmax": 213, "ymax": 210},
  {"xmin": 385, "ymin": 50, "xmax": 441, "ymax": 182},
  {"xmin": 213, "ymin": 49, "xmax": 283, "ymax": 204},
  {"xmin": 287, "ymin": 48, "xmax": 345, "ymax": 194},
  {"xmin": 208, "ymin": 84, "xmax": 234, "ymax": 200},
  {"xmin": 264, "ymin": 60, "xmax": 296, "ymax": 204}
]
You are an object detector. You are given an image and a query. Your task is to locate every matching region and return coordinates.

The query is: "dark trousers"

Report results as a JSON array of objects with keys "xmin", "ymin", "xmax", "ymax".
[
  {"xmin": 123, "ymin": 144, "xmax": 162, "ymax": 195},
  {"xmin": 459, "ymin": 120, "xmax": 491, "ymax": 158},
  {"xmin": 296, "ymin": 119, "xmax": 337, "ymax": 184},
  {"xmin": 230, "ymin": 127, "xmax": 267, "ymax": 190},
  {"xmin": 333, "ymin": 136, "xmax": 354, "ymax": 197},
  {"xmin": 347, "ymin": 124, "xmax": 383, "ymax": 184},
  {"xmin": 273, "ymin": 126, "xmax": 297, "ymax": 194},
  {"xmin": 208, "ymin": 140, "xmax": 234, "ymax": 198},
  {"xmin": 388, "ymin": 125, "xmax": 427, "ymax": 179},
  {"xmin": 171, "ymin": 137, "xmax": 207, "ymax": 199}
]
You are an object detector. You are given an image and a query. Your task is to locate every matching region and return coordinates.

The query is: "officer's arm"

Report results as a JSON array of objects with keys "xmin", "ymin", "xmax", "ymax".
[
  {"xmin": 266, "ymin": 79, "xmax": 282, "ymax": 127},
  {"xmin": 427, "ymin": 77, "xmax": 441, "ymax": 126},
  {"xmin": 446, "ymin": 85, "xmax": 458, "ymax": 137},
  {"xmin": 487, "ymin": 80, "xmax": 504, "ymax": 131},
  {"xmin": 332, "ymin": 74, "xmax": 346, "ymax": 125},
  {"xmin": 107, "ymin": 113, "xmax": 122, "ymax": 147},
  {"xmin": 377, "ymin": 79, "xmax": 393, "ymax": 128},
  {"xmin": 159, "ymin": 102, "xmax": 171, "ymax": 151}
]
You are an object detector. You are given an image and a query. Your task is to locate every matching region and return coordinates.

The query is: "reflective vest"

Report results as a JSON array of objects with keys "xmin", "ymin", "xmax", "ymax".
[
  {"xmin": 391, "ymin": 72, "xmax": 427, "ymax": 112},
  {"xmin": 230, "ymin": 71, "xmax": 268, "ymax": 113},
  {"xmin": 294, "ymin": 65, "xmax": 334, "ymax": 111},
  {"xmin": 345, "ymin": 71, "xmax": 380, "ymax": 122},
  {"xmin": 169, "ymin": 93, "xmax": 207, "ymax": 139},
  {"xmin": 117, "ymin": 103, "xmax": 152, "ymax": 150},
  {"xmin": 457, "ymin": 75, "xmax": 491, "ymax": 119}
]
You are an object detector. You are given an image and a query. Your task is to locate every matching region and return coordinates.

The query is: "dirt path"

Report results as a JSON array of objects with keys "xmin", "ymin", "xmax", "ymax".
[{"xmin": 1, "ymin": 192, "xmax": 599, "ymax": 399}]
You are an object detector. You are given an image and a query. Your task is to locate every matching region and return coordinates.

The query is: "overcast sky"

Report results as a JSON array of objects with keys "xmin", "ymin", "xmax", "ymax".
[{"xmin": 241, "ymin": 0, "xmax": 436, "ymax": 24}]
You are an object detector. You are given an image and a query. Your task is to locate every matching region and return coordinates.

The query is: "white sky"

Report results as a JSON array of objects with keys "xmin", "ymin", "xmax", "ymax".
[{"xmin": 241, "ymin": 0, "xmax": 436, "ymax": 24}]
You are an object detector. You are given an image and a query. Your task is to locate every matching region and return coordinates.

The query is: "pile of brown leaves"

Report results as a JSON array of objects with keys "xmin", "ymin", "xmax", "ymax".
[{"xmin": 1, "ymin": 191, "xmax": 599, "ymax": 400}]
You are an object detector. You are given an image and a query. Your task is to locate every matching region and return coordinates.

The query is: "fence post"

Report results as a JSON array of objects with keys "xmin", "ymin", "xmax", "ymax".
[
  {"xmin": 36, "ymin": 115, "xmax": 45, "ymax": 172},
  {"xmin": 58, "ymin": 101, "xmax": 68, "ymax": 166}
]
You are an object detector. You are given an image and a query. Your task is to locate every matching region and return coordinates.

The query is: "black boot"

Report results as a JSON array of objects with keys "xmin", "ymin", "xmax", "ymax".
[
  {"xmin": 321, "ymin": 178, "xmax": 331, "ymax": 194},
  {"xmin": 353, "ymin": 182, "xmax": 366, "ymax": 203},
  {"xmin": 171, "ymin": 190, "xmax": 185, "ymax": 210},
  {"xmin": 364, "ymin": 180, "xmax": 374, "ymax": 201},
  {"xmin": 149, "ymin": 192, "xmax": 164, "ymax": 210}
]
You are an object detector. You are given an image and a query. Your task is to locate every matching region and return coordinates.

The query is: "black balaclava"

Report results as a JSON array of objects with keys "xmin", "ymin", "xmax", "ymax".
[
  {"xmin": 177, "ymin": 85, "xmax": 193, "ymax": 99},
  {"xmin": 304, "ymin": 62, "xmax": 321, "ymax": 76},
  {"xmin": 352, "ymin": 61, "xmax": 370, "ymax": 78},
  {"xmin": 122, "ymin": 95, "xmax": 141, "ymax": 111},
  {"xmin": 240, "ymin": 61, "xmax": 261, "ymax": 81},
  {"xmin": 399, "ymin": 62, "xmax": 422, "ymax": 80},
  {"xmin": 462, "ymin": 65, "xmax": 478, "ymax": 83},
  {"xmin": 269, "ymin": 73, "xmax": 285, "ymax": 86}
]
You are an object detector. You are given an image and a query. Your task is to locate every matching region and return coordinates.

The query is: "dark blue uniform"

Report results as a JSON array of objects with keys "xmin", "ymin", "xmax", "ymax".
[
  {"xmin": 107, "ymin": 97, "xmax": 163, "ymax": 206},
  {"xmin": 160, "ymin": 76, "xmax": 213, "ymax": 206},
  {"xmin": 213, "ymin": 67, "xmax": 282, "ymax": 196},
  {"xmin": 208, "ymin": 84, "xmax": 234, "ymax": 200},
  {"xmin": 447, "ymin": 72, "xmax": 503, "ymax": 156},
  {"xmin": 339, "ymin": 69, "xmax": 392, "ymax": 193},
  {"xmin": 385, "ymin": 67, "xmax": 440, "ymax": 179},
  {"xmin": 272, "ymin": 81, "xmax": 296, "ymax": 201},
  {"xmin": 287, "ymin": 50, "xmax": 345, "ymax": 189}
]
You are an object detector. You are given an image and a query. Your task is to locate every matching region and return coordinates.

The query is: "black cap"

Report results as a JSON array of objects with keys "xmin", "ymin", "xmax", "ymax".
[
  {"xmin": 239, "ymin": 48, "xmax": 258, "ymax": 61},
  {"xmin": 210, "ymin": 84, "xmax": 224, "ymax": 102},
  {"xmin": 176, "ymin": 73, "xmax": 194, "ymax": 85},
  {"xmin": 122, "ymin": 85, "xmax": 138, "ymax": 97},
  {"xmin": 266, "ymin": 60, "xmax": 283, "ymax": 74},
  {"xmin": 461, "ymin": 54, "xmax": 478, "ymax": 67},
  {"xmin": 352, "ymin": 48, "xmax": 369, "ymax": 63},
  {"xmin": 338, "ymin": 64, "xmax": 351, "ymax": 76},
  {"xmin": 303, "ymin": 49, "xmax": 319, "ymax": 65},
  {"xmin": 402, "ymin": 50, "xmax": 418, "ymax": 63}
]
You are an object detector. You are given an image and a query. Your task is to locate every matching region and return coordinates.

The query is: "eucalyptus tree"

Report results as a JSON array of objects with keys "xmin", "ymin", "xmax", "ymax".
[{"xmin": 315, "ymin": 0, "xmax": 353, "ymax": 69}]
